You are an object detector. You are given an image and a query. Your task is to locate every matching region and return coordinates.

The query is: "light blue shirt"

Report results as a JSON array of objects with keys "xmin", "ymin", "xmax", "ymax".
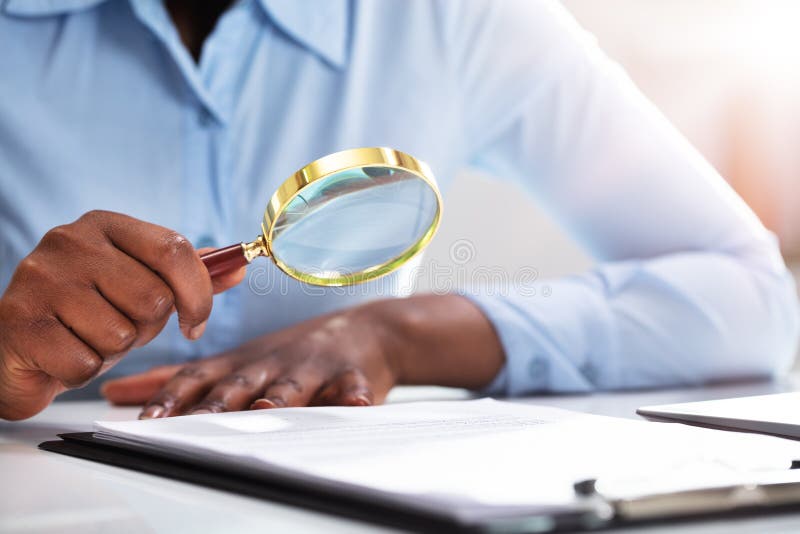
[{"xmin": 1, "ymin": 0, "xmax": 798, "ymax": 396}]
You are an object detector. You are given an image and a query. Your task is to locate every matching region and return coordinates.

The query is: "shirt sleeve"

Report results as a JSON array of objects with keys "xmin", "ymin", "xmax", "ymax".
[{"xmin": 441, "ymin": 0, "xmax": 800, "ymax": 394}]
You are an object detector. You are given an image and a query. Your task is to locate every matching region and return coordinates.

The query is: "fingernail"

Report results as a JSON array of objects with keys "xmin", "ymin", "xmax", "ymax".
[
  {"xmin": 188, "ymin": 409, "xmax": 213, "ymax": 415},
  {"xmin": 250, "ymin": 398, "xmax": 281, "ymax": 410},
  {"xmin": 188, "ymin": 320, "xmax": 208, "ymax": 341},
  {"xmin": 352, "ymin": 395, "xmax": 372, "ymax": 406},
  {"xmin": 139, "ymin": 404, "xmax": 165, "ymax": 419}
]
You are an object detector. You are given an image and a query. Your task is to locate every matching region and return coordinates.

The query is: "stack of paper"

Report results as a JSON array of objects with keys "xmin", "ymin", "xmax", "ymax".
[{"xmin": 91, "ymin": 399, "xmax": 800, "ymax": 526}]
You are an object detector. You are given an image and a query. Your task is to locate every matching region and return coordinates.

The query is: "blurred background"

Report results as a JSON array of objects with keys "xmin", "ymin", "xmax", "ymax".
[{"xmin": 420, "ymin": 0, "xmax": 800, "ymax": 357}]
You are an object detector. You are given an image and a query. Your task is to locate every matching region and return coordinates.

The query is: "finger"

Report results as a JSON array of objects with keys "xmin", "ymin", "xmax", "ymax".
[
  {"xmin": 250, "ymin": 365, "xmax": 327, "ymax": 410},
  {"xmin": 90, "ymin": 211, "xmax": 213, "ymax": 340},
  {"xmin": 53, "ymin": 287, "xmax": 137, "ymax": 361},
  {"xmin": 186, "ymin": 360, "xmax": 278, "ymax": 415},
  {"xmin": 314, "ymin": 368, "xmax": 374, "ymax": 407},
  {"xmin": 197, "ymin": 247, "xmax": 247, "ymax": 294},
  {"xmin": 211, "ymin": 265, "xmax": 247, "ymax": 294},
  {"xmin": 92, "ymin": 251, "xmax": 175, "ymax": 347},
  {"xmin": 20, "ymin": 315, "xmax": 104, "ymax": 389},
  {"xmin": 100, "ymin": 364, "xmax": 182, "ymax": 406},
  {"xmin": 138, "ymin": 358, "xmax": 234, "ymax": 419}
]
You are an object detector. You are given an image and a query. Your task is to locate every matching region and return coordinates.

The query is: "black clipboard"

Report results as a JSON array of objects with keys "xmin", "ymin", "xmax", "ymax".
[
  {"xmin": 39, "ymin": 432, "xmax": 600, "ymax": 533},
  {"xmin": 39, "ymin": 432, "xmax": 800, "ymax": 533}
]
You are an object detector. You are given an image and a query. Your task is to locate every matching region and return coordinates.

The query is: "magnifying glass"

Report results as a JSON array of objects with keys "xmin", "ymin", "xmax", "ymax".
[{"xmin": 200, "ymin": 147, "xmax": 442, "ymax": 286}]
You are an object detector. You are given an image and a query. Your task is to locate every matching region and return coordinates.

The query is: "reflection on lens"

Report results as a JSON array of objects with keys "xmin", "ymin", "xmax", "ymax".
[{"xmin": 270, "ymin": 166, "xmax": 439, "ymax": 282}]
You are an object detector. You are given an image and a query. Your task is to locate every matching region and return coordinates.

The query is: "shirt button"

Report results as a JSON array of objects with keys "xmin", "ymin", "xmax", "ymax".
[
  {"xmin": 195, "ymin": 235, "xmax": 216, "ymax": 249},
  {"xmin": 528, "ymin": 356, "xmax": 548, "ymax": 383}
]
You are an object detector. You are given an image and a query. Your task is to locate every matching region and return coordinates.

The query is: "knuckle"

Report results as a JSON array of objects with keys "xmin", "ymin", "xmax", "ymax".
[
  {"xmin": 175, "ymin": 364, "xmax": 208, "ymax": 381},
  {"xmin": 102, "ymin": 321, "xmax": 137, "ymax": 355},
  {"xmin": 15, "ymin": 255, "xmax": 53, "ymax": 284},
  {"xmin": 271, "ymin": 377, "xmax": 302, "ymax": 393},
  {"xmin": 150, "ymin": 290, "xmax": 174, "ymax": 318},
  {"xmin": 41, "ymin": 225, "xmax": 73, "ymax": 246},
  {"xmin": 78, "ymin": 209, "xmax": 110, "ymax": 225},
  {"xmin": 159, "ymin": 231, "xmax": 194, "ymax": 260},
  {"xmin": 147, "ymin": 392, "xmax": 178, "ymax": 410},
  {"xmin": 340, "ymin": 367, "xmax": 366, "ymax": 380},
  {"xmin": 220, "ymin": 373, "xmax": 255, "ymax": 389},
  {"xmin": 130, "ymin": 286, "xmax": 174, "ymax": 323},
  {"xmin": 37, "ymin": 221, "xmax": 108, "ymax": 269},
  {"xmin": 63, "ymin": 353, "xmax": 103, "ymax": 388}
]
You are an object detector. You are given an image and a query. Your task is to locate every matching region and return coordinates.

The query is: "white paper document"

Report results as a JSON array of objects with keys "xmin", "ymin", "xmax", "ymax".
[{"xmin": 94, "ymin": 399, "xmax": 800, "ymax": 518}]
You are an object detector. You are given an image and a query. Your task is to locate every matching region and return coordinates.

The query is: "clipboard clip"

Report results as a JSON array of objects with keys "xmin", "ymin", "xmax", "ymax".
[{"xmin": 573, "ymin": 474, "xmax": 800, "ymax": 524}]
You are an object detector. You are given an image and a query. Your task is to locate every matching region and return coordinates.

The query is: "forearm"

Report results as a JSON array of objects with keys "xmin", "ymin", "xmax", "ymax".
[
  {"xmin": 358, "ymin": 294, "xmax": 505, "ymax": 390},
  {"xmin": 468, "ymin": 250, "xmax": 798, "ymax": 395}
]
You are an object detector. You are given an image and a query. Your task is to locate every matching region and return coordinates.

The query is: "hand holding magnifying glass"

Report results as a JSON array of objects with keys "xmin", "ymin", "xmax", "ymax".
[
  {"xmin": 200, "ymin": 147, "xmax": 443, "ymax": 286},
  {"xmin": 0, "ymin": 147, "xmax": 442, "ymax": 421}
]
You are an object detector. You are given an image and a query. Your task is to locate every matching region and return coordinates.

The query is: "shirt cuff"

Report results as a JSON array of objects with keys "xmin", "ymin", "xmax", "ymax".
[
  {"xmin": 462, "ymin": 274, "xmax": 618, "ymax": 396},
  {"xmin": 479, "ymin": 362, "xmax": 509, "ymax": 396}
]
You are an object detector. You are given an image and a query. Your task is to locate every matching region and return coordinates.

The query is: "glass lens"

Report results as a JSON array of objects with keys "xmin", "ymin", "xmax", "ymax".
[{"xmin": 270, "ymin": 166, "xmax": 439, "ymax": 282}]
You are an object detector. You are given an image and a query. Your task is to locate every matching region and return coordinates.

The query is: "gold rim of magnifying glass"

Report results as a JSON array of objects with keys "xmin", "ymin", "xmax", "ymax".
[{"xmin": 254, "ymin": 147, "xmax": 442, "ymax": 287}]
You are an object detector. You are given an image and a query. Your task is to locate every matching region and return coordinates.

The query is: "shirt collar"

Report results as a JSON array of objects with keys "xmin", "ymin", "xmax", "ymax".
[
  {"xmin": 256, "ymin": 0, "xmax": 350, "ymax": 69},
  {"xmin": 2, "ymin": 0, "xmax": 351, "ymax": 69},
  {"xmin": 1, "ymin": 0, "xmax": 107, "ymax": 14}
]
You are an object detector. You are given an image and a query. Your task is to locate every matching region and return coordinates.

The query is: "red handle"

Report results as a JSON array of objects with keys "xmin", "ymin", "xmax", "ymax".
[{"xmin": 200, "ymin": 243, "xmax": 249, "ymax": 277}]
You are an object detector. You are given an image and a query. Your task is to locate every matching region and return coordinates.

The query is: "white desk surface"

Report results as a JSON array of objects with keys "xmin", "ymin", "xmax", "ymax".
[{"xmin": 4, "ymin": 378, "xmax": 800, "ymax": 534}]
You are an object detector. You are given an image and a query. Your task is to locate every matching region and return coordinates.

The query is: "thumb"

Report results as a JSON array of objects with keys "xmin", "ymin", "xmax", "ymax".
[
  {"xmin": 197, "ymin": 247, "xmax": 248, "ymax": 295},
  {"xmin": 100, "ymin": 364, "xmax": 182, "ymax": 406}
]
